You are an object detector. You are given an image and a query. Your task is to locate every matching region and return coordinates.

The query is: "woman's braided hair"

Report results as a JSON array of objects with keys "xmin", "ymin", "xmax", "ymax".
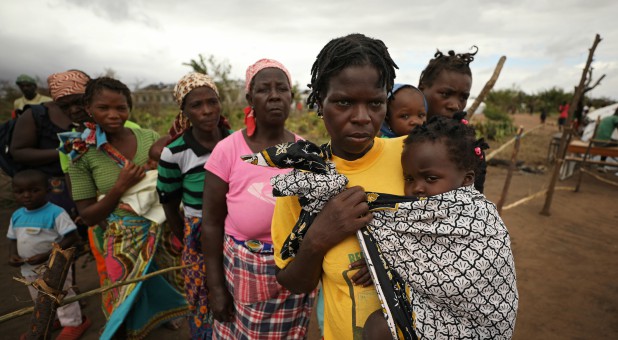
[
  {"xmin": 307, "ymin": 33, "xmax": 399, "ymax": 115},
  {"xmin": 83, "ymin": 77, "xmax": 133, "ymax": 110},
  {"xmin": 404, "ymin": 111, "xmax": 489, "ymax": 192},
  {"xmin": 418, "ymin": 46, "xmax": 478, "ymax": 89}
]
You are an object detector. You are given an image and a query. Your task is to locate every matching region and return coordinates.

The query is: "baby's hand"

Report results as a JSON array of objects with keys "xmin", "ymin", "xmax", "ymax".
[
  {"xmin": 116, "ymin": 162, "xmax": 145, "ymax": 191},
  {"xmin": 26, "ymin": 252, "xmax": 51, "ymax": 266},
  {"xmin": 350, "ymin": 258, "xmax": 373, "ymax": 287},
  {"xmin": 118, "ymin": 203, "xmax": 137, "ymax": 214},
  {"xmin": 8, "ymin": 255, "xmax": 24, "ymax": 267}
]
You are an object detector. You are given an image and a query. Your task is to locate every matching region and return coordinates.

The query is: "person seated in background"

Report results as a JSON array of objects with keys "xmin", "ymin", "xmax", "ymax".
[
  {"xmin": 13, "ymin": 74, "xmax": 52, "ymax": 116},
  {"xmin": 595, "ymin": 107, "xmax": 618, "ymax": 168}
]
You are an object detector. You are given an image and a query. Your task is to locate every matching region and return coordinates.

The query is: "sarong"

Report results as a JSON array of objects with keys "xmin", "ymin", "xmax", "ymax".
[
  {"xmin": 88, "ymin": 225, "xmax": 108, "ymax": 286},
  {"xmin": 182, "ymin": 216, "xmax": 213, "ymax": 339},
  {"xmin": 213, "ymin": 235, "xmax": 315, "ymax": 340},
  {"xmin": 100, "ymin": 215, "xmax": 188, "ymax": 340}
]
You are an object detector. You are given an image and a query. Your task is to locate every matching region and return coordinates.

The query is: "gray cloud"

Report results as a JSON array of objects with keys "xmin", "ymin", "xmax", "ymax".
[{"xmin": 0, "ymin": 0, "xmax": 616, "ymax": 99}]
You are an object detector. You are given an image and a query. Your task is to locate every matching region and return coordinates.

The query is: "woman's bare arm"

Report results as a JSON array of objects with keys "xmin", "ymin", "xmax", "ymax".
[{"xmin": 202, "ymin": 170, "xmax": 233, "ymax": 322}]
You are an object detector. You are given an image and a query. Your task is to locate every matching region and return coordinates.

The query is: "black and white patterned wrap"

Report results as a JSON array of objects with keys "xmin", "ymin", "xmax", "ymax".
[
  {"xmin": 368, "ymin": 185, "xmax": 518, "ymax": 339},
  {"xmin": 243, "ymin": 140, "xmax": 518, "ymax": 339}
]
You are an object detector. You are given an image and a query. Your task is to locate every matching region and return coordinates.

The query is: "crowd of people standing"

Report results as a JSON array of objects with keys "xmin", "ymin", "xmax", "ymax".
[{"xmin": 4, "ymin": 32, "xmax": 519, "ymax": 340}]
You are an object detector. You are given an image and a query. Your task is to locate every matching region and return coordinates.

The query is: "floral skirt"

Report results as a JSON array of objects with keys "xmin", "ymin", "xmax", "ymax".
[
  {"xmin": 100, "ymin": 215, "xmax": 188, "ymax": 340},
  {"xmin": 182, "ymin": 216, "xmax": 213, "ymax": 339}
]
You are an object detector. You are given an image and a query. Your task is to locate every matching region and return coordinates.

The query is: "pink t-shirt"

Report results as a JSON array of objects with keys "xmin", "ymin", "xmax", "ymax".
[{"xmin": 205, "ymin": 130, "xmax": 301, "ymax": 243}]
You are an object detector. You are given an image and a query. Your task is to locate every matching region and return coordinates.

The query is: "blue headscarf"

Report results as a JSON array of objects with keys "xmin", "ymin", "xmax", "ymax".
[{"xmin": 380, "ymin": 83, "xmax": 428, "ymax": 138}]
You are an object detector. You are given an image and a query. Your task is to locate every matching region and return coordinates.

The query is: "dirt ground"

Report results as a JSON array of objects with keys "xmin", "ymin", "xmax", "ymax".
[{"xmin": 0, "ymin": 113, "xmax": 617, "ymax": 339}]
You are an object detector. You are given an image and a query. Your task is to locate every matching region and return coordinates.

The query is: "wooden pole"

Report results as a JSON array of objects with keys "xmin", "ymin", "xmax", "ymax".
[
  {"xmin": 468, "ymin": 56, "xmax": 507, "ymax": 118},
  {"xmin": 541, "ymin": 34, "xmax": 602, "ymax": 216},
  {"xmin": 502, "ymin": 186, "xmax": 575, "ymax": 211},
  {"xmin": 497, "ymin": 126, "xmax": 524, "ymax": 213},
  {"xmin": 26, "ymin": 244, "xmax": 76, "ymax": 340},
  {"xmin": 0, "ymin": 263, "xmax": 191, "ymax": 324}
]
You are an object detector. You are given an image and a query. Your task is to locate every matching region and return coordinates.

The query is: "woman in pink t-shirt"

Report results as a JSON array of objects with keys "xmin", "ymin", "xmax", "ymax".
[{"xmin": 202, "ymin": 59, "xmax": 315, "ymax": 339}]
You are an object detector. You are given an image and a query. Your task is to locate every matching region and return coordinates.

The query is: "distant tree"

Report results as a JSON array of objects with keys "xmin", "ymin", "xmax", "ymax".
[
  {"xmin": 486, "ymin": 86, "xmax": 526, "ymax": 114},
  {"xmin": 102, "ymin": 67, "xmax": 117, "ymax": 79},
  {"xmin": 534, "ymin": 87, "xmax": 571, "ymax": 114}
]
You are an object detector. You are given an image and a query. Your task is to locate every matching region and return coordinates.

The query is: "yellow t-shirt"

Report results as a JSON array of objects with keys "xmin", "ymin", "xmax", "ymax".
[
  {"xmin": 272, "ymin": 137, "xmax": 406, "ymax": 340},
  {"xmin": 13, "ymin": 93, "xmax": 52, "ymax": 110}
]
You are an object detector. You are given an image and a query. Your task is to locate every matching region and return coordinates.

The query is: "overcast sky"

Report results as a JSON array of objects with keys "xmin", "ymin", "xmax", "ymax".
[{"xmin": 2, "ymin": 0, "xmax": 617, "ymax": 100}]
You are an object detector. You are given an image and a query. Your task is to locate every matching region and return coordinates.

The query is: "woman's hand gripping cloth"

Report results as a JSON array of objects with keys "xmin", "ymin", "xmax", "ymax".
[{"xmin": 242, "ymin": 140, "xmax": 419, "ymax": 339}]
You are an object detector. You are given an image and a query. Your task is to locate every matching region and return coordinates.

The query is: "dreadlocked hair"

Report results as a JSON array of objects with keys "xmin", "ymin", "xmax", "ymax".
[
  {"xmin": 418, "ymin": 46, "xmax": 478, "ymax": 89},
  {"xmin": 83, "ymin": 77, "xmax": 133, "ymax": 111},
  {"xmin": 306, "ymin": 33, "xmax": 399, "ymax": 114},
  {"xmin": 404, "ymin": 111, "xmax": 489, "ymax": 192}
]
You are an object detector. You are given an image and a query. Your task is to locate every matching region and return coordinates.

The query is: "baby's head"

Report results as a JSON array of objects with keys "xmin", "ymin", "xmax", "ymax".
[
  {"xmin": 401, "ymin": 112, "xmax": 487, "ymax": 197},
  {"xmin": 384, "ymin": 84, "xmax": 427, "ymax": 137},
  {"xmin": 146, "ymin": 136, "xmax": 172, "ymax": 170},
  {"xmin": 12, "ymin": 169, "xmax": 49, "ymax": 210}
]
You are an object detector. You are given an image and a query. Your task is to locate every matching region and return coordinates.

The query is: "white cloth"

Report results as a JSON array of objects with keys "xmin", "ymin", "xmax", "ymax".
[{"xmin": 98, "ymin": 171, "xmax": 166, "ymax": 224}]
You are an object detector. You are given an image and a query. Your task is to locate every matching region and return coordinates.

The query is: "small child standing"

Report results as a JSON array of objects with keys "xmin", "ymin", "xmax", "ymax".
[{"xmin": 7, "ymin": 169, "xmax": 91, "ymax": 339}]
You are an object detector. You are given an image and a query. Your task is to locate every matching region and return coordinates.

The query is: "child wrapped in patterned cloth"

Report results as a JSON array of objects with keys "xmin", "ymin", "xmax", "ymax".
[{"xmin": 243, "ymin": 112, "xmax": 518, "ymax": 340}]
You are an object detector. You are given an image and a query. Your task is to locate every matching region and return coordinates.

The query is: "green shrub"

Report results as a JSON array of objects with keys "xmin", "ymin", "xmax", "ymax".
[{"xmin": 475, "ymin": 103, "xmax": 515, "ymax": 141}]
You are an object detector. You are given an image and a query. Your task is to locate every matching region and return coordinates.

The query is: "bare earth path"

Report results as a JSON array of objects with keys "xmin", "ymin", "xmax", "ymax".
[{"xmin": 0, "ymin": 114, "xmax": 617, "ymax": 339}]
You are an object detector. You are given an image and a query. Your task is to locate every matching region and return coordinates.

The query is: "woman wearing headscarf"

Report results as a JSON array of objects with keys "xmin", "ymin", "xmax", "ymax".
[
  {"xmin": 66, "ymin": 77, "xmax": 187, "ymax": 339},
  {"xmin": 11, "ymin": 70, "xmax": 90, "ymax": 220},
  {"xmin": 202, "ymin": 59, "xmax": 315, "ymax": 339},
  {"xmin": 156, "ymin": 72, "xmax": 231, "ymax": 339}
]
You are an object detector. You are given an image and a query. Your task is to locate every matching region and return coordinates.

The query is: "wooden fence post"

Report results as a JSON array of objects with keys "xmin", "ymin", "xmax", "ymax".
[
  {"xmin": 540, "ymin": 33, "xmax": 602, "ymax": 216},
  {"xmin": 468, "ymin": 56, "xmax": 507, "ymax": 118},
  {"xmin": 497, "ymin": 126, "xmax": 524, "ymax": 213}
]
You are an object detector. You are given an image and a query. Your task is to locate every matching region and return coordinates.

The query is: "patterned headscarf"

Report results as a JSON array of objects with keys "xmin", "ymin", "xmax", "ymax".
[
  {"xmin": 47, "ymin": 70, "xmax": 90, "ymax": 101},
  {"xmin": 168, "ymin": 72, "xmax": 229, "ymax": 139},
  {"xmin": 244, "ymin": 58, "xmax": 292, "ymax": 136}
]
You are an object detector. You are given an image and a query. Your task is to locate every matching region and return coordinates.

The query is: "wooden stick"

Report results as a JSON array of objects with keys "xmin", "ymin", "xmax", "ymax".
[
  {"xmin": 468, "ymin": 56, "xmax": 507, "ymax": 118},
  {"xmin": 27, "ymin": 244, "xmax": 76, "ymax": 340},
  {"xmin": 541, "ymin": 34, "xmax": 603, "ymax": 216},
  {"xmin": 0, "ymin": 263, "xmax": 191, "ymax": 324},
  {"xmin": 580, "ymin": 168, "xmax": 618, "ymax": 187},
  {"xmin": 486, "ymin": 124, "xmax": 543, "ymax": 161},
  {"xmin": 502, "ymin": 186, "xmax": 574, "ymax": 211},
  {"xmin": 497, "ymin": 127, "xmax": 524, "ymax": 213}
]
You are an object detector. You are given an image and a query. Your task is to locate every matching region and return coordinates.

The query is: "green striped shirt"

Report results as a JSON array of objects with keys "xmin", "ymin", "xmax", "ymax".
[
  {"xmin": 157, "ymin": 128, "xmax": 218, "ymax": 218},
  {"xmin": 68, "ymin": 128, "xmax": 159, "ymax": 217}
]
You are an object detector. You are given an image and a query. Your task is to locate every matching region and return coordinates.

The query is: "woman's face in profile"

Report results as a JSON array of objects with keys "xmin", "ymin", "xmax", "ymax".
[
  {"xmin": 320, "ymin": 64, "xmax": 387, "ymax": 160},
  {"xmin": 56, "ymin": 94, "xmax": 89, "ymax": 124}
]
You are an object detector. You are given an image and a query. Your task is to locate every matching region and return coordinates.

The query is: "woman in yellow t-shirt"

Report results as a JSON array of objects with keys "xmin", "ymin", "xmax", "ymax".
[{"xmin": 271, "ymin": 33, "xmax": 404, "ymax": 339}]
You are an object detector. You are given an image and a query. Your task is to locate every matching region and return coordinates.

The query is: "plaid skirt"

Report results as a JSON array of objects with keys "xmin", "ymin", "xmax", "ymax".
[{"xmin": 213, "ymin": 235, "xmax": 316, "ymax": 340}]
